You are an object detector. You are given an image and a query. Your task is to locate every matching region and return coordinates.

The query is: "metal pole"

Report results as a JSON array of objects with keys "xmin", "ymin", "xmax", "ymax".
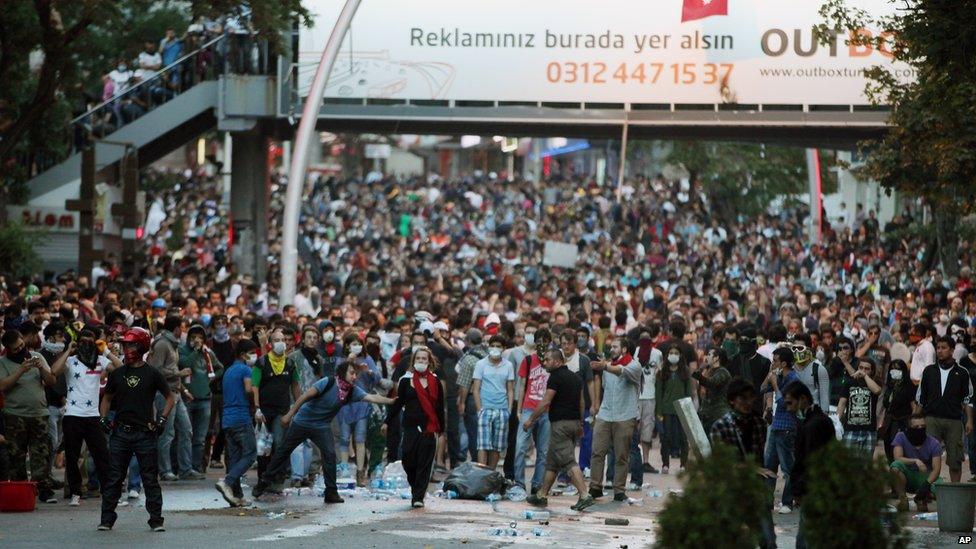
[
  {"xmin": 279, "ymin": 0, "xmax": 362, "ymax": 306},
  {"xmin": 805, "ymin": 148, "xmax": 822, "ymax": 244},
  {"xmin": 616, "ymin": 113, "xmax": 630, "ymax": 202}
]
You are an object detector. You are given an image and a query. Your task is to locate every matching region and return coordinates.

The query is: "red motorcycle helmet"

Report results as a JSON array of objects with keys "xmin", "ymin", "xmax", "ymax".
[{"xmin": 121, "ymin": 327, "xmax": 152, "ymax": 363}]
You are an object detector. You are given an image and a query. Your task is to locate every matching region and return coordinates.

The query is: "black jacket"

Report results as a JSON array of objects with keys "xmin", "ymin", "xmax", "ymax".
[
  {"xmin": 918, "ymin": 361, "xmax": 973, "ymax": 420},
  {"xmin": 792, "ymin": 404, "xmax": 835, "ymax": 500},
  {"xmin": 386, "ymin": 374, "xmax": 446, "ymax": 435}
]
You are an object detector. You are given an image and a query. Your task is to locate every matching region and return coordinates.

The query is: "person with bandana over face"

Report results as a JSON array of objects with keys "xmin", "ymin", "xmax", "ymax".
[
  {"xmin": 889, "ymin": 413, "xmax": 943, "ymax": 512},
  {"xmin": 287, "ymin": 325, "xmax": 323, "ymax": 487},
  {"xmin": 179, "ymin": 324, "xmax": 223, "ymax": 475},
  {"xmin": 252, "ymin": 361, "xmax": 394, "ymax": 505},
  {"xmin": 336, "ymin": 333, "xmax": 383, "ymax": 487},
  {"xmin": 0, "ymin": 329, "xmax": 60, "ymax": 503},
  {"xmin": 55, "ymin": 329, "xmax": 122, "ymax": 506},
  {"xmin": 383, "ymin": 346, "xmax": 445, "ymax": 507},
  {"xmin": 98, "ymin": 328, "xmax": 175, "ymax": 532}
]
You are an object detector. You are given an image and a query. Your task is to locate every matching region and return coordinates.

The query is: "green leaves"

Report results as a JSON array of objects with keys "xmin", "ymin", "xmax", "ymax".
[{"xmin": 656, "ymin": 444, "xmax": 769, "ymax": 549}]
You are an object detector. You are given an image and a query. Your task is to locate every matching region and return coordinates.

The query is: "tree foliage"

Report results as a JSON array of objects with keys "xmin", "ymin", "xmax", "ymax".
[
  {"xmin": 0, "ymin": 222, "xmax": 48, "ymax": 279},
  {"xmin": 819, "ymin": 0, "xmax": 976, "ymax": 275},
  {"xmin": 656, "ymin": 444, "xmax": 769, "ymax": 549},
  {"xmin": 664, "ymin": 141, "xmax": 835, "ymax": 222},
  {"xmin": 0, "ymin": 0, "xmax": 310, "ymax": 206},
  {"xmin": 803, "ymin": 443, "xmax": 909, "ymax": 549}
]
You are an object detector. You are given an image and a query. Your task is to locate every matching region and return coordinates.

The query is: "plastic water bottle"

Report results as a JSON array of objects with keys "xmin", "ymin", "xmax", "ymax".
[
  {"xmin": 506, "ymin": 486, "xmax": 527, "ymax": 502},
  {"xmin": 487, "ymin": 528, "xmax": 518, "ymax": 537},
  {"xmin": 522, "ymin": 510, "xmax": 550, "ymax": 520},
  {"xmin": 486, "ymin": 492, "xmax": 502, "ymax": 511},
  {"xmin": 434, "ymin": 489, "xmax": 458, "ymax": 499},
  {"xmin": 313, "ymin": 474, "xmax": 326, "ymax": 497},
  {"xmin": 531, "ymin": 527, "xmax": 551, "ymax": 537}
]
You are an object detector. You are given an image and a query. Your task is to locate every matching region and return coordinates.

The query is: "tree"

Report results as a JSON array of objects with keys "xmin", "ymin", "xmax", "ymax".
[
  {"xmin": 819, "ymin": 0, "xmax": 976, "ymax": 276},
  {"xmin": 803, "ymin": 443, "xmax": 909, "ymax": 548},
  {"xmin": 656, "ymin": 444, "xmax": 769, "ymax": 549},
  {"xmin": 0, "ymin": 0, "xmax": 310, "ymax": 219},
  {"xmin": 0, "ymin": 222, "xmax": 48, "ymax": 279},
  {"xmin": 663, "ymin": 141, "xmax": 836, "ymax": 222}
]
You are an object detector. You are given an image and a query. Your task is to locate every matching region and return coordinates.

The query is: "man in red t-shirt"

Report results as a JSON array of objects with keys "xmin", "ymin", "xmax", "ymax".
[{"xmin": 513, "ymin": 328, "xmax": 552, "ymax": 494}]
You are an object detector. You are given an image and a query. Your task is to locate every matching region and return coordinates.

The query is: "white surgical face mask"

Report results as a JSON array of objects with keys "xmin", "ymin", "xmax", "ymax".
[
  {"xmin": 489, "ymin": 347, "xmax": 503, "ymax": 359},
  {"xmin": 350, "ymin": 343, "xmax": 362, "ymax": 356},
  {"xmin": 414, "ymin": 361, "xmax": 429, "ymax": 373},
  {"xmin": 668, "ymin": 354, "xmax": 680, "ymax": 365},
  {"xmin": 524, "ymin": 333, "xmax": 535, "ymax": 346},
  {"xmin": 272, "ymin": 341, "xmax": 286, "ymax": 355},
  {"xmin": 322, "ymin": 331, "xmax": 335, "ymax": 343},
  {"xmin": 245, "ymin": 354, "xmax": 257, "ymax": 366},
  {"xmin": 890, "ymin": 369, "xmax": 903, "ymax": 380},
  {"xmin": 694, "ymin": 319, "xmax": 704, "ymax": 328}
]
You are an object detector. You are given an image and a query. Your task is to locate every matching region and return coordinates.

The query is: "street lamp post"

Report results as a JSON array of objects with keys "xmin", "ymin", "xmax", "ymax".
[{"xmin": 279, "ymin": 0, "xmax": 363, "ymax": 306}]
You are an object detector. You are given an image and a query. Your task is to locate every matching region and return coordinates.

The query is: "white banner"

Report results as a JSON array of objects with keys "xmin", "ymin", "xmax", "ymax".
[
  {"xmin": 543, "ymin": 241, "xmax": 579, "ymax": 268},
  {"xmin": 298, "ymin": 0, "xmax": 912, "ymax": 105}
]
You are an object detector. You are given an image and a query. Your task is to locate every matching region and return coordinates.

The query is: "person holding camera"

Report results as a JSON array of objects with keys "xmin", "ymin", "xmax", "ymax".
[
  {"xmin": 98, "ymin": 328, "xmax": 175, "ymax": 532},
  {"xmin": 0, "ymin": 328, "xmax": 60, "ymax": 503}
]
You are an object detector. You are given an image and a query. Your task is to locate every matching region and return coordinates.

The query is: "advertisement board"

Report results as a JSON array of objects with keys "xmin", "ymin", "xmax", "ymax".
[{"xmin": 298, "ymin": 0, "xmax": 912, "ymax": 105}]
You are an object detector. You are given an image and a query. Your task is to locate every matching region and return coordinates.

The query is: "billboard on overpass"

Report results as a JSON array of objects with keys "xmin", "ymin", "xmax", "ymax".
[{"xmin": 298, "ymin": 0, "xmax": 911, "ymax": 105}]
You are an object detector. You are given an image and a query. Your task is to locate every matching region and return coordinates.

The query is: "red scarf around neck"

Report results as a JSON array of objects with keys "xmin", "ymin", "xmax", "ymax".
[{"xmin": 411, "ymin": 371, "xmax": 441, "ymax": 434}]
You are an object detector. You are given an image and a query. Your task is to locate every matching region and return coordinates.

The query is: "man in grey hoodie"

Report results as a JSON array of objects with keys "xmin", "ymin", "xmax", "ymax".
[{"xmin": 148, "ymin": 315, "xmax": 200, "ymax": 480}]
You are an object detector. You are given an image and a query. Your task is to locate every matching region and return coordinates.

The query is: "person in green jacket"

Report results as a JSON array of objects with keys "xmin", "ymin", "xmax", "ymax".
[
  {"xmin": 692, "ymin": 347, "xmax": 732, "ymax": 432},
  {"xmin": 655, "ymin": 347, "xmax": 692, "ymax": 473},
  {"xmin": 180, "ymin": 324, "xmax": 224, "ymax": 474}
]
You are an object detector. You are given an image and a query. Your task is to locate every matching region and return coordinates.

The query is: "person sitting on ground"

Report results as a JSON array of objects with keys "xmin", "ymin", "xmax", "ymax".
[{"xmin": 890, "ymin": 413, "xmax": 942, "ymax": 513}]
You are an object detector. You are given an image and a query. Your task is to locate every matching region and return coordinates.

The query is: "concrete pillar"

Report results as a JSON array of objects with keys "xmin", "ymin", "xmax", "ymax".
[{"xmin": 230, "ymin": 131, "xmax": 268, "ymax": 284}]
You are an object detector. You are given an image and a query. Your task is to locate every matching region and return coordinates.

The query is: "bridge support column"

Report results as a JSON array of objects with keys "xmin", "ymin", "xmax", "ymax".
[{"xmin": 230, "ymin": 131, "xmax": 268, "ymax": 284}]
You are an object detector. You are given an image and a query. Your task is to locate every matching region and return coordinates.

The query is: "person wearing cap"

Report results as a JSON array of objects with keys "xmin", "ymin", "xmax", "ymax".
[
  {"xmin": 179, "ymin": 324, "xmax": 224, "ymax": 475},
  {"xmin": 148, "ymin": 314, "xmax": 194, "ymax": 481},
  {"xmin": 456, "ymin": 328, "xmax": 488, "ymax": 461}
]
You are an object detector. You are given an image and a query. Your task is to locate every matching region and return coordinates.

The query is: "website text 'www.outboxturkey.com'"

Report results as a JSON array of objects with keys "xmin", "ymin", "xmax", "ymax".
[{"xmin": 758, "ymin": 66, "xmax": 917, "ymax": 79}]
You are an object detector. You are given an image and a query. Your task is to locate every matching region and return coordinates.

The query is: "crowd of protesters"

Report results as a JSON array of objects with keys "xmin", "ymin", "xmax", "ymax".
[{"xmin": 1, "ymin": 162, "xmax": 975, "ymax": 538}]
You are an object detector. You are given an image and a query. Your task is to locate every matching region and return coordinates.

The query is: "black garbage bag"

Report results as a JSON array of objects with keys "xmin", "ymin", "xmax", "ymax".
[{"xmin": 441, "ymin": 462, "xmax": 506, "ymax": 500}]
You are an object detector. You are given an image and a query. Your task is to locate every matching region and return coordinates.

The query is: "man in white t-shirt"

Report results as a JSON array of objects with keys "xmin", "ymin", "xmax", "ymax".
[{"xmin": 53, "ymin": 331, "xmax": 122, "ymax": 506}]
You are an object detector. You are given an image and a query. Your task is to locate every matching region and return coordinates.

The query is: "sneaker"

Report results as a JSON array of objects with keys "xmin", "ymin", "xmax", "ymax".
[
  {"xmin": 571, "ymin": 495, "xmax": 596, "ymax": 512},
  {"xmin": 411, "ymin": 500, "xmax": 425, "ymax": 508},
  {"xmin": 589, "ymin": 487, "xmax": 604, "ymax": 499},
  {"xmin": 216, "ymin": 480, "xmax": 242, "ymax": 507},
  {"xmin": 613, "ymin": 493, "xmax": 628, "ymax": 502},
  {"xmin": 251, "ymin": 481, "xmax": 267, "ymax": 499},
  {"xmin": 69, "ymin": 495, "xmax": 81, "ymax": 506},
  {"xmin": 39, "ymin": 490, "xmax": 58, "ymax": 504},
  {"xmin": 323, "ymin": 490, "xmax": 345, "ymax": 504},
  {"xmin": 661, "ymin": 466, "xmax": 670, "ymax": 475},
  {"xmin": 127, "ymin": 489, "xmax": 140, "ymax": 500},
  {"xmin": 526, "ymin": 494, "xmax": 549, "ymax": 507},
  {"xmin": 151, "ymin": 525, "xmax": 166, "ymax": 532},
  {"xmin": 118, "ymin": 500, "xmax": 129, "ymax": 507},
  {"xmin": 97, "ymin": 524, "xmax": 112, "ymax": 531},
  {"xmin": 181, "ymin": 470, "xmax": 206, "ymax": 480},
  {"xmin": 643, "ymin": 463, "xmax": 660, "ymax": 474},
  {"xmin": 778, "ymin": 505, "xmax": 793, "ymax": 514},
  {"xmin": 161, "ymin": 473, "xmax": 178, "ymax": 481}
]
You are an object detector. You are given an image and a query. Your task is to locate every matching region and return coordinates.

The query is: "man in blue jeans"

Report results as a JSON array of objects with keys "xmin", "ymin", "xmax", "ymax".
[
  {"xmin": 180, "ymin": 324, "xmax": 223, "ymax": 474},
  {"xmin": 514, "ymin": 329, "xmax": 552, "ymax": 493},
  {"xmin": 147, "ymin": 315, "xmax": 196, "ymax": 480},
  {"xmin": 762, "ymin": 346, "xmax": 799, "ymax": 514},
  {"xmin": 252, "ymin": 361, "xmax": 393, "ymax": 504},
  {"xmin": 216, "ymin": 341, "xmax": 258, "ymax": 506}
]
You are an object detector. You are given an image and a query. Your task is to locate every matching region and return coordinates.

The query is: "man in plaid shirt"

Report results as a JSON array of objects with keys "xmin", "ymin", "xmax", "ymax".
[
  {"xmin": 761, "ymin": 346, "xmax": 799, "ymax": 514},
  {"xmin": 711, "ymin": 378, "xmax": 777, "ymax": 549}
]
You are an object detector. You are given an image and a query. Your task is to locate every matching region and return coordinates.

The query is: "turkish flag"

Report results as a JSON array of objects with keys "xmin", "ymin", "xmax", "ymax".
[{"xmin": 681, "ymin": 0, "xmax": 728, "ymax": 22}]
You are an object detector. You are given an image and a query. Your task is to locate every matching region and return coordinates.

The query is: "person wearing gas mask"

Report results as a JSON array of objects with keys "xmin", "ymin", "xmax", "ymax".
[
  {"xmin": 179, "ymin": 324, "xmax": 223, "ymax": 476},
  {"xmin": 54, "ymin": 329, "xmax": 121, "ymax": 506},
  {"xmin": 251, "ymin": 327, "xmax": 300, "ymax": 490},
  {"xmin": 0, "ymin": 328, "xmax": 61, "ymax": 503},
  {"xmin": 317, "ymin": 320, "xmax": 344, "ymax": 378},
  {"xmin": 98, "ymin": 328, "xmax": 175, "ymax": 532}
]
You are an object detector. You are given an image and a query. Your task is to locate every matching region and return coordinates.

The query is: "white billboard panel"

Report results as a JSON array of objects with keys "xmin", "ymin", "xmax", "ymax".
[{"xmin": 298, "ymin": 0, "xmax": 911, "ymax": 105}]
